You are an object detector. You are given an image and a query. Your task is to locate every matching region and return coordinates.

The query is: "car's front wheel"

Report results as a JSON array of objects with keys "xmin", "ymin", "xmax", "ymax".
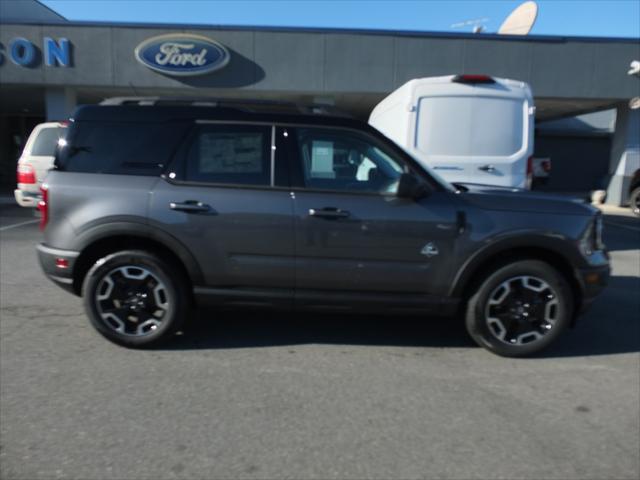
[
  {"xmin": 82, "ymin": 250, "xmax": 190, "ymax": 348},
  {"xmin": 629, "ymin": 187, "xmax": 640, "ymax": 217},
  {"xmin": 465, "ymin": 260, "xmax": 573, "ymax": 357}
]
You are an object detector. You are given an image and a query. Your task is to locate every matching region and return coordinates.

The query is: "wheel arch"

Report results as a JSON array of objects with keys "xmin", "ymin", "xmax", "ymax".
[
  {"xmin": 451, "ymin": 243, "xmax": 583, "ymax": 321},
  {"xmin": 629, "ymin": 169, "xmax": 640, "ymax": 195},
  {"xmin": 71, "ymin": 225, "xmax": 203, "ymax": 296}
]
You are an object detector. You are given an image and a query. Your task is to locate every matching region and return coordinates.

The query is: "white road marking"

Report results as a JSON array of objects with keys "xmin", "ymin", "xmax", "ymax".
[{"xmin": 0, "ymin": 219, "xmax": 39, "ymax": 232}]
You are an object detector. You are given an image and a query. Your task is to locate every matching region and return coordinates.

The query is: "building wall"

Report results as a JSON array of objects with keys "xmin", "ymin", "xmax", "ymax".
[
  {"xmin": 534, "ymin": 134, "xmax": 612, "ymax": 193},
  {"xmin": 1, "ymin": 23, "xmax": 639, "ymax": 99}
]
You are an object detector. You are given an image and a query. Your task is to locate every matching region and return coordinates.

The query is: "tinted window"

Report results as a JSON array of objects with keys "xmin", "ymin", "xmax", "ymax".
[
  {"xmin": 56, "ymin": 121, "xmax": 188, "ymax": 175},
  {"xmin": 184, "ymin": 125, "xmax": 271, "ymax": 186},
  {"xmin": 31, "ymin": 127, "xmax": 64, "ymax": 156},
  {"xmin": 296, "ymin": 128, "xmax": 405, "ymax": 194}
]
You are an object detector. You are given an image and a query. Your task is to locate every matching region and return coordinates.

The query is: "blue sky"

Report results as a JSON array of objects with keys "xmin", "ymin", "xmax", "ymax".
[{"xmin": 42, "ymin": 0, "xmax": 640, "ymax": 38}]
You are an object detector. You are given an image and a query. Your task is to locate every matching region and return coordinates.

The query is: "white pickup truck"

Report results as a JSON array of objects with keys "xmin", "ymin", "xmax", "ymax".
[{"xmin": 14, "ymin": 122, "xmax": 67, "ymax": 207}]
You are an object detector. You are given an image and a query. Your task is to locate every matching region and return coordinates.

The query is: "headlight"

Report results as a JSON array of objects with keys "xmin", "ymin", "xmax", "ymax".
[
  {"xmin": 579, "ymin": 214, "xmax": 604, "ymax": 256},
  {"xmin": 594, "ymin": 214, "xmax": 604, "ymax": 250}
]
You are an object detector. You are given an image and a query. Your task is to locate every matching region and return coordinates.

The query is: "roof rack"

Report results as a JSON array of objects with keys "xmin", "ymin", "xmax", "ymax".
[
  {"xmin": 99, "ymin": 96, "xmax": 295, "ymax": 107},
  {"xmin": 98, "ymin": 96, "xmax": 353, "ymax": 117}
]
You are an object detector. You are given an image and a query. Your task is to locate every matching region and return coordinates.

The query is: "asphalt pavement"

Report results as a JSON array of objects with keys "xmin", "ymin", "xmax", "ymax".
[{"xmin": 1, "ymin": 199, "xmax": 638, "ymax": 480}]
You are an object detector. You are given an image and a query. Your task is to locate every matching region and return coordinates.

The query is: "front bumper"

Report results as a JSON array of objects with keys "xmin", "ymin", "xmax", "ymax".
[
  {"xmin": 575, "ymin": 262, "xmax": 610, "ymax": 314},
  {"xmin": 37, "ymin": 243, "xmax": 80, "ymax": 295}
]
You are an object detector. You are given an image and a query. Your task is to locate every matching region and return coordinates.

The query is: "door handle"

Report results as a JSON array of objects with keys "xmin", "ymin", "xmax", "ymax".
[
  {"xmin": 309, "ymin": 208, "xmax": 350, "ymax": 219},
  {"xmin": 478, "ymin": 164, "xmax": 496, "ymax": 172},
  {"xmin": 169, "ymin": 200, "xmax": 211, "ymax": 213}
]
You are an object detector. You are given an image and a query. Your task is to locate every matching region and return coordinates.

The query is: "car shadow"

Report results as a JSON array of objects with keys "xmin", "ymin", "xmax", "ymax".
[
  {"xmin": 591, "ymin": 215, "xmax": 640, "ymax": 253},
  {"xmin": 538, "ymin": 274, "xmax": 640, "ymax": 358},
  {"xmin": 161, "ymin": 275, "xmax": 639, "ymax": 358},
  {"xmin": 167, "ymin": 310, "xmax": 474, "ymax": 351},
  {"xmin": 603, "ymin": 210, "xmax": 638, "ymax": 222}
]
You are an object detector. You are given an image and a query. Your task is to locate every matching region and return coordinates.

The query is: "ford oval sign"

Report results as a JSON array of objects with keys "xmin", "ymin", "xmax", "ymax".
[{"xmin": 134, "ymin": 34, "xmax": 230, "ymax": 76}]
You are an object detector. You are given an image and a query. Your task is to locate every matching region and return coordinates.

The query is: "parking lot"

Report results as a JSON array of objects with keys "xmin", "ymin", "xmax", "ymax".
[{"xmin": 0, "ymin": 198, "xmax": 638, "ymax": 480}]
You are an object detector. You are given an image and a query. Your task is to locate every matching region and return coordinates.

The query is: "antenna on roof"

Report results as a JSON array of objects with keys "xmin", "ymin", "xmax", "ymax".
[
  {"xmin": 450, "ymin": 17, "xmax": 489, "ymax": 34},
  {"xmin": 128, "ymin": 81, "xmax": 139, "ymax": 97},
  {"xmin": 498, "ymin": 1, "xmax": 539, "ymax": 35}
]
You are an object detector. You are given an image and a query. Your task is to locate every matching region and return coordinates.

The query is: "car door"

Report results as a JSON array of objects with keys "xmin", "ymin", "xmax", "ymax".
[
  {"xmin": 148, "ymin": 122, "xmax": 295, "ymax": 306},
  {"xmin": 286, "ymin": 126, "xmax": 459, "ymax": 304}
]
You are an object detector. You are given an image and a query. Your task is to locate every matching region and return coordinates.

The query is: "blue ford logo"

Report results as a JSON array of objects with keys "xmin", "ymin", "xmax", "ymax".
[{"xmin": 134, "ymin": 34, "xmax": 230, "ymax": 76}]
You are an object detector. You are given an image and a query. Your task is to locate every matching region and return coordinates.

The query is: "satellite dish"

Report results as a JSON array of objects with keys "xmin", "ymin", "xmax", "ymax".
[{"xmin": 498, "ymin": 1, "xmax": 538, "ymax": 35}]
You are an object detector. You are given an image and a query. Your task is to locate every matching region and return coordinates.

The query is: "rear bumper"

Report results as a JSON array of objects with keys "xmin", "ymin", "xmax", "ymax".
[
  {"xmin": 14, "ymin": 188, "xmax": 39, "ymax": 208},
  {"xmin": 37, "ymin": 243, "xmax": 80, "ymax": 295}
]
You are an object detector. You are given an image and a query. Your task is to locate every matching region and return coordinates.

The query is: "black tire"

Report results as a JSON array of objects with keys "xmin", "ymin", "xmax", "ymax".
[
  {"xmin": 82, "ymin": 250, "xmax": 190, "ymax": 348},
  {"xmin": 630, "ymin": 187, "xmax": 640, "ymax": 217},
  {"xmin": 465, "ymin": 260, "xmax": 573, "ymax": 357}
]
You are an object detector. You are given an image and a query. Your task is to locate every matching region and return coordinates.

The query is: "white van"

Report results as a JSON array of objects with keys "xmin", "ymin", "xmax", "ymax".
[
  {"xmin": 369, "ymin": 75, "xmax": 535, "ymax": 189},
  {"xmin": 14, "ymin": 121, "xmax": 67, "ymax": 207}
]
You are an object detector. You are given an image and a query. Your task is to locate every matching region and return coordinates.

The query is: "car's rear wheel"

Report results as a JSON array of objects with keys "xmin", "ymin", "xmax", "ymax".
[
  {"xmin": 82, "ymin": 250, "xmax": 189, "ymax": 347},
  {"xmin": 465, "ymin": 260, "xmax": 573, "ymax": 357},
  {"xmin": 629, "ymin": 187, "xmax": 640, "ymax": 217}
]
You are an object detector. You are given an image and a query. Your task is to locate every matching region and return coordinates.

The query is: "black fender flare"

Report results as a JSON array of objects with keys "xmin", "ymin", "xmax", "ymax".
[
  {"xmin": 71, "ymin": 221, "xmax": 204, "ymax": 286},
  {"xmin": 449, "ymin": 232, "xmax": 583, "ymax": 298}
]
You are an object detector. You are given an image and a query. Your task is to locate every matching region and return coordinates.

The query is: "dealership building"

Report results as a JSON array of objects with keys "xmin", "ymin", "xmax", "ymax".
[{"xmin": 1, "ymin": 0, "xmax": 639, "ymax": 204}]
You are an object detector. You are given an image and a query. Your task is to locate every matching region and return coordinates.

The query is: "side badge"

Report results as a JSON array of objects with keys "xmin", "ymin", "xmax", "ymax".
[{"xmin": 421, "ymin": 242, "xmax": 439, "ymax": 258}]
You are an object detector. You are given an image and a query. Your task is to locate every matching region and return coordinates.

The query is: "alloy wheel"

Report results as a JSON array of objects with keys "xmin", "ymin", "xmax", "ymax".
[
  {"xmin": 95, "ymin": 266, "xmax": 169, "ymax": 336},
  {"xmin": 484, "ymin": 275, "xmax": 559, "ymax": 346}
]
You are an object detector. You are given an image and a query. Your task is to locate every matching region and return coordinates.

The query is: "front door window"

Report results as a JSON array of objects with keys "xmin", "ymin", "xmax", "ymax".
[{"xmin": 296, "ymin": 128, "xmax": 406, "ymax": 195}]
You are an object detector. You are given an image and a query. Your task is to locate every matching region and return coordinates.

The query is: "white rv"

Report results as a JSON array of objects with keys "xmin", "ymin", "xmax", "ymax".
[{"xmin": 369, "ymin": 75, "xmax": 535, "ymax": 189}]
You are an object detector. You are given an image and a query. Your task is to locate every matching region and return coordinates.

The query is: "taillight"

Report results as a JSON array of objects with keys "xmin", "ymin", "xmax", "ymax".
[
  {"xmin": 55, "ymin": 258, "xmax": 69, "ymax": 269},
  {"xmin": 525, "ymin": 156, "xmax": 534, "ymax": 190},
  {"xmin": 38, "ymin": 184, "xmax": 48, "ymax": 231},
  {"xmin": 17, "ymin": 164, "xmax": 36, "ymax": 184},
  {"xmin": 452, "ymin": 74, "xmax": 495, "ymax": 84},
  {"xmin": 542, "ymin": 160, "xmax": 551, "ymax": 173}
]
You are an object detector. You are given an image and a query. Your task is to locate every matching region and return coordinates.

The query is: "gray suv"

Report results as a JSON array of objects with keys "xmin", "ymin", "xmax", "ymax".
[{"xmin": 37, "ymin": 98, "xmax": 609, "ymax": 356}]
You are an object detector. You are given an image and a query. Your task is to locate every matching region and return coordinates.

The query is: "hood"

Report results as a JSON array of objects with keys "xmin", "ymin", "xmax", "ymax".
[{"xmin": 455, "ymin": 183, "xmax": 598, "ymax": 216}]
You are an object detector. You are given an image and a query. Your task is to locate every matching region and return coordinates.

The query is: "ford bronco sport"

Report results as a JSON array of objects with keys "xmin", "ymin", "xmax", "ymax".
[{"xmin": 37, "ymin": 98, "xmax": 609, "ymax": 356}]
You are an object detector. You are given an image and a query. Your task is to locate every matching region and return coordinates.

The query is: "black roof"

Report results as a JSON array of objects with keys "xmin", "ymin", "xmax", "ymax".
[
  {"xmin": 73, "ymin": 98, "xmax": 362, "ymax": 128},
  {"xmin": 73, "ymin": 97, "xmax": 363, "ymax": 127}
]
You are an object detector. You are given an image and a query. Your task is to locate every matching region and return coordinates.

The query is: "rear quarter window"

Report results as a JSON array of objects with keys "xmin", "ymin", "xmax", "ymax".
[
  {"xmin": 30, "ymin": 127, "xmax": 64, "ymax": 156},
  {"xmin": 56, "ymin": 121, "xmax": 189, "ymax": 175}
]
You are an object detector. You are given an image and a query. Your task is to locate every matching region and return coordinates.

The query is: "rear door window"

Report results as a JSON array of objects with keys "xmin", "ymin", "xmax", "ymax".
[
  {"xmin": 182, "ymin": 125, "xmax": 272, "ymax": 186},
  {"xmin": 31, "ymin": 127, "xmax": 64, "ymax": 156}
]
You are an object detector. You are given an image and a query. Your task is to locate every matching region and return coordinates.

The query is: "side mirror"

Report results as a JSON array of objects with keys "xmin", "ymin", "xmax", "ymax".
[{"xmin": 396, "ymin": 173, "xmax": 427, "ymax": 199}]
